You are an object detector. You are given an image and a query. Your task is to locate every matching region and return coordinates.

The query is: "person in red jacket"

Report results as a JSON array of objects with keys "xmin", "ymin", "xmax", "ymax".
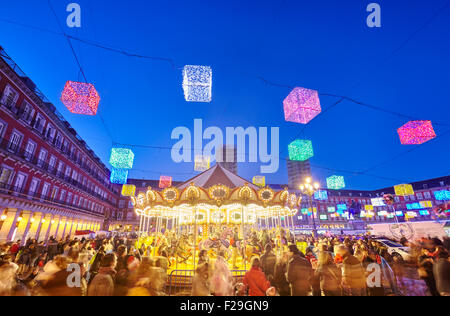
[{"xmin": 243, "ymin": 257, "xmax": 271, "ymax": 296}]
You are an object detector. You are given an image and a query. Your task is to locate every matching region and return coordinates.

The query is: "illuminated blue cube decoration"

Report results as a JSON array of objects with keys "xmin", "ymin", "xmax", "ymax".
[
  {"xmin": 327, "ymin": 175, "xmax": 346, "ymax": 190},
  {"xmin": 434, "ymin": 190, "xmax": 450, "ymax": 201},
  {"xmin": 314, "ymin": 190, "xmax": 328, "ymax": 201},
  {"xmin": 337, "ymin": 204, "xmax": 347, "ymax": 211},
  {"xmin": 110, "ymin": 168, "xmax": 129, "ymax": 185},
  {"xmin": 182, "ymin": 65, "xmax": 212, "ymax": 102},
  {"xmin": 110, "ymin": 148, "xmax": 135, "ymax": 169},
  {"xmin": 288, "ymin": 140, "xmax": 314, "ymax": 161}
]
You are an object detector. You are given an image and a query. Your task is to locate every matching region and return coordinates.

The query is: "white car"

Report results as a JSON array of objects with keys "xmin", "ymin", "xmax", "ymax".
[{"xmin": 375, "ymin": 239, "xmax": 412, "ymax": 262}]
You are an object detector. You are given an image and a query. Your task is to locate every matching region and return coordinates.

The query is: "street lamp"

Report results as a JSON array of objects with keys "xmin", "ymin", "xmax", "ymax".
[{"xmin": 299, "ymin": 177, "xmax": 320, "ymax": 237}]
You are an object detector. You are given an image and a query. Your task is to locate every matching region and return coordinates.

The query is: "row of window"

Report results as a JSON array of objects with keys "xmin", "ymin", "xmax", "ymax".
[
  {"xmin": 0, "ymin": 166, "xmax": 106, "ymax": 215},
  {"xmin": 0, "ymin": 118, "xmax": 110, "ymax": 202},
  {"xmin": 0, "ymin": 80, "xmax": 111, "ymax": 188}
]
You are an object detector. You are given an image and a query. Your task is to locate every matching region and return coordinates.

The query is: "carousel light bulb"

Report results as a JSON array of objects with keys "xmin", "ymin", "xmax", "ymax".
[
  {"xmin": 182, "ymin": 65, "xmax": 212, "ymax": 102},
  {"xmin": 61, "ymin": 81, "xmax": 100, "ymax": 115},
  {"xmin": 0, "ymin": 215, "xmax": 6, "ymax": 221},
  {"xmin": 314, "ymin": 183, "xmax": 320, "ymax": 190}
]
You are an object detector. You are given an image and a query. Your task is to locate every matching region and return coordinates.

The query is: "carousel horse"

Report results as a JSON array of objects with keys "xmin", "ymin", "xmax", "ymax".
[
  {"xmin": 170, "ymin": 233, "xmax": 192, "ymax": 264},
  {"xmin": 198, "ymin": 236, "xmax": 232, "ymax": 259}
]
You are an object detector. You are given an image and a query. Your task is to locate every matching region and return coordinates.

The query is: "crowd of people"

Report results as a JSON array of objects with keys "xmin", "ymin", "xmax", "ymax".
[{"xmin": 0, "ymin": 228, "xmax": 449, "ymax": 296}]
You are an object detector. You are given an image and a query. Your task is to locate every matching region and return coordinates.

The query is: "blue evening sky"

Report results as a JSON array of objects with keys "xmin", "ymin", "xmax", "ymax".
[{"xmin": 1, "ymin": 0, "xmax": 449, "ymax": 190}]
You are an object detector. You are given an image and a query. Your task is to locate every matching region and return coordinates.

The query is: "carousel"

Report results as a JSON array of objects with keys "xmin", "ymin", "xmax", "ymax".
[{"xmin": 131, "ymin": 164, "xmax": 301, "ymax": 271}]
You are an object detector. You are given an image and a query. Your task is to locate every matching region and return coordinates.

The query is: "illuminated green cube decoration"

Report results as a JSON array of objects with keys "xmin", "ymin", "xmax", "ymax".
[
  {"xmin": 327, "ymin": 175, "xmax": 346, "ymax": 190},
  {"xmin": 288, "ymin": 140, "xmax": 314, "ymax": 161}
]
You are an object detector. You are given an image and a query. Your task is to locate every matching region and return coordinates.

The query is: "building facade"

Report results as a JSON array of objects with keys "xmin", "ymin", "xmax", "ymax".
[
  {"xmin": 0, "ymin": 47, "xmax": 120, "ymax": 243},
  {"xmin": 216, "ymin": 145, "xmax": 238, "ymax": 174},
  {"xmin": 287, "ymin": 159, "xmax": 312, "ymax": 190}
]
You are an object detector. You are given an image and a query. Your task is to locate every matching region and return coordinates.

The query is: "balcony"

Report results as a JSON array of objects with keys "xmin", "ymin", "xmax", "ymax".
[
  {"xmin": 0, "ymin": 183, "xmax": 104, "ymax": 217},
  {"xmin": 0, "ymin": 138, "xmax": 114, "ymax": 206}
]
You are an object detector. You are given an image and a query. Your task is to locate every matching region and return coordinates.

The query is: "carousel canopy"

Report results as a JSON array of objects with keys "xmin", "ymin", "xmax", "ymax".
[
  {"xmin": 131, "ymin": 164, "xmax": 301, "ymax": 224},
  {"xmin": 177, "ymin": 164, "xmax": 259, "ymax": 190}
]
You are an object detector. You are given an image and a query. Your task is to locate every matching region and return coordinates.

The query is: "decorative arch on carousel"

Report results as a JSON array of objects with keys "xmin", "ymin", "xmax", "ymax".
[{"xmin": 132, "ymin": 183, "xmax": 299, "ymax": 225}]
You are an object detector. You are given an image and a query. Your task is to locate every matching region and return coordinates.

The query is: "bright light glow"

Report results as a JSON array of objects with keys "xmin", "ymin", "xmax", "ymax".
[
  {"xmin": 395, "ymin": 211, "xmax": 404, "ymax": 217},
  {"xmin": 122, "ymin": 185, "xmax": 136, "ymax": 197},
  {"xmin": 288, "ymin": 140, "xmax": 314, "ymax": 161},
  {"xmin": 398, "ymin": 120, "xmax": 436, "ymax": 145},
  {"xmin": 371, "ymin": 197, "xmax": 386, "ymax": 206},
  {"xmin": 252, "ymin": 176, "xmax": 266, "ymax": 188},
  {"xmin": 365, "ymin": 205, "xmax": 374, "ymax": 211},
  {"xmin": 419, "ymin": 210, "xmax": 430, "ymax": 216},
  {"xmin": 110, "ymin": 148, "xmax": 135, "ymax": 169},
  {"xmin": 182, "ymin": 65, "xmax": 212, "ymax": 102},
  {"xmin": 434, "ymin": 190, "xmax": 450, "ymax": 201},
  {"xmin": 194, "ymin": 155, "xmax": 211, "ymax": 172},
  {"xmin": 0, "ymin": 215, "xmax": 6, "ymax": 221},
  {"xmin": 394, "ymin": 184, "xmax": 414, "ymax": 196},
  {"xmin": 61, "ymin": 81, "xmax": 100, "ymax": 115},
  {"xmin": 337, "ymin": 204, "xmax": 347, "ymax": 211},
  {"xmin": 320, "ymin": 215, "xmax": 328, "ymax": 220},
  {"xmin": 407, "ymin": 203, "xmax": 422, "ymax": 210},
  {"xmin": 314, "ymin": 190, "xmax": 328, "ymax": 200},
  {"xmin": 159, "ymin": 176, "xmax": 172, "ymax": 189},
  {"xmin": 110, "ymin": 168, "xmax": 129, "ymax": 185},
  {"xmin": 327, "ymin": 206, "xmax": 336, "ymax": 213},
  {"xmin": 283, "ymin": 87, "xmax": 322, "ymax": 124},
  {"xmin": 326, "ymin": 176, "xmax": 345, "ymax": 190},
  {"xmin": 419, "ymin": 201, "xmax": 433, "ymax": 208}
]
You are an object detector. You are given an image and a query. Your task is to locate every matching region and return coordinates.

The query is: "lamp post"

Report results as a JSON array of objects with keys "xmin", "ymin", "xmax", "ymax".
[{"xmin": 299, "ymin": 177, "xmax": 320, "ymax": 238}]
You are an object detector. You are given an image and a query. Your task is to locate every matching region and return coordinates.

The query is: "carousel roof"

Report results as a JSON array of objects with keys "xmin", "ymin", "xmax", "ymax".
[{"xmin": 177, "ymin": 164, "xmax": 259, "ymax": 190}]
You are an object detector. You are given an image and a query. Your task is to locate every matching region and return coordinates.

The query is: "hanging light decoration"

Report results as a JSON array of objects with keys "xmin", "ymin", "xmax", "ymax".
[
  {"xmin": 397, "ymin": 120, "xmax": 436, "ymax": 145},
  {"xmin": 288, "ymin": 140, "xmax": 314, "ymax": 161},
  {"xmin": 371, "ymin": 197, "xmax": 386, "ymax": 206},
  {"xmin": 110, "ymin": 168, "xmax": 128, "ymax": 185},
  {"xmin": 394, "ymin": 184, "xmax": 414, "ymax": 196},
  {"xmin": 159, "ymin": 176, "xmax": 172, "ymax": 189},
  {"xmin": 326, "ymin": 175, "xmax": 345, "ymax": 190},
  {"xmin": 283, "ymin": 87, "xmax": 322, "ymax": 124},
  {"xmin": 434, "ymin": 190, "xmax": 450, "ymax": 201},
  {"xmin": 182, "ymin": 65, "xmax": 212, "ymax": 102},
  {"xmin": 194, "ymin": 155, "xmax": 211, "ymax": 172},
  {"xmin": 252, "ymin": 176, "xmax": 266, "ymax": 188},
  {"xmin": 121, "ymin": 185, "xmax": 136, "ymax": 197},
  {"xmin": 110, "ymin": 148, "xmax": 135, "ymax": 169},
  {"xmin": 314, "ymin": 190, "xmax": 328, "ymax": 200},
  {"xmin": 61, "ymin": 81, "xmax": 100, "ymax": 115}
]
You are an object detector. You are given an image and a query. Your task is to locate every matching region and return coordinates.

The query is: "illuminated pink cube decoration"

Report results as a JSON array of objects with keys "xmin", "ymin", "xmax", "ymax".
[
  {"xmin": 61, "ymin": 81, "xmax": 100, "ymax": 115},
  {"xmin": 159, "ymin": 176, "xmax": 172, "ymax": 189},
  {"xmin": 397, "ymin": 121, "xmax": 436, "ymax": 145},
  {"xmin": 283, "ymin": 87, "xmax": 322, "ymax": 124}
]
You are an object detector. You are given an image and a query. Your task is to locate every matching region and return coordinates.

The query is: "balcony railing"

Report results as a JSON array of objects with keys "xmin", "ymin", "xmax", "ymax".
[
  {"xmin": 0, "ymin": 138, "xmax": 114, "ymax": 206},
  {"xmin": 0, "ymin": 183, "xmax": 103, "ymax": 217}
]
